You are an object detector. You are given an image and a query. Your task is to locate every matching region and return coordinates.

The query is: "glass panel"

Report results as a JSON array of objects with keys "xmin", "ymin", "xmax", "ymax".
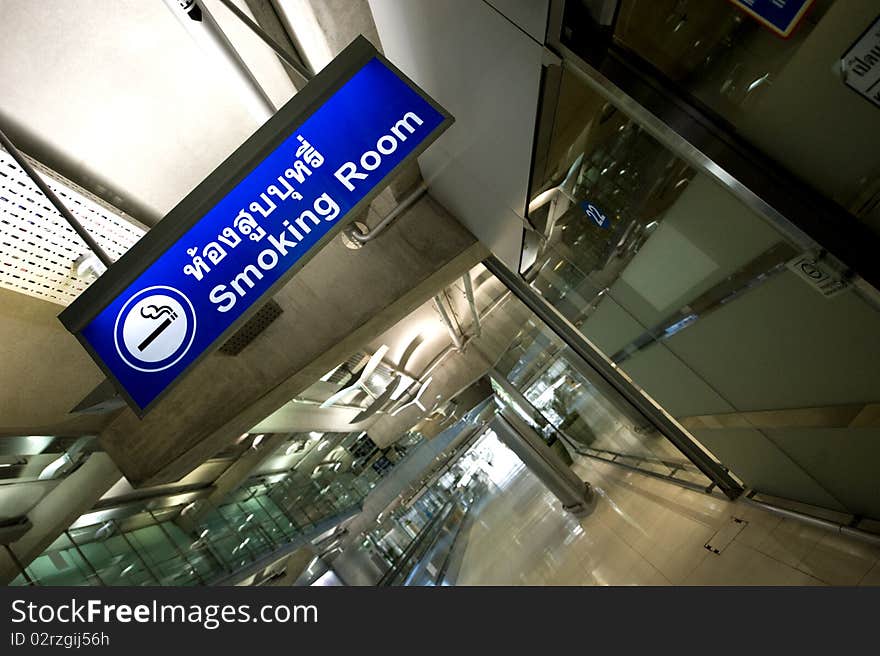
[
  {"xmin": 568, "ymin": 0, "xmax": 880, "ymax": 229},
  {"xmin": 527, "ymin": 63, "xmax": 880, "ymax": 516},
  {"xmin": 15, "ymin": 533, "xmax": 99, "ymax": 586},
  {"xmin": 159, "ymin": 520, "xmax": 217, "ymax": 582},
  {"xmin": 68, "ymin": 526, "xmax": 158, "ymax": 586},
  {"xmin": 10, "ymin": 426, "xmax": 378, "ymax": 587},
  {"xmin": 491, "ymin": 303, "xmax": 713, "ymax": 488},
  {"xmin": 126, "ymin": 524, "xmax": 198, "ymax": 586}
]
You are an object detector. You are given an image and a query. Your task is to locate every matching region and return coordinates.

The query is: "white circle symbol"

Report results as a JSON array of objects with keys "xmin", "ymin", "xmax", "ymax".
[{"xmin": 114, "ymin": 286, "xmax": 197, "ymax": 373}]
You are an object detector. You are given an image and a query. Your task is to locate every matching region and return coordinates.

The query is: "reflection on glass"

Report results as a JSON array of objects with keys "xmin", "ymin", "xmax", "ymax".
[
  {"xmin": 358, "ymin": 432, "xmax": 493, "ymax": 587},
  {"xmin": 572, "ymin": 0, "xmax": 880, "ymax": 224},
  {"xmin": 491, "ymin": 311, "xmax": 711, "ymax": 488},
  {"xmin": 440, "ymin": 257, "xmax": 720, "ymax": 489},
  {"xmin": 527, "ymin": 60, "xmax": 880, "ymax": 517}
]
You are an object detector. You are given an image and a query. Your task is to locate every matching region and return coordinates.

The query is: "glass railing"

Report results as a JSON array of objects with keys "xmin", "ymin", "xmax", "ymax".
[
  {"xmin": 399, "ymin": 482, "xmax": 488, "ymax": 587},
  {"xmin": 376, "ymin": 500, "xmax": 456, "ymax": 586},
  {"xmin": 317, "ymin": 439, "xmax": 492, "ymax": 588},
  {"xmin": 10, "ymin": 467, "xmax": 380, "ymax": 586}
]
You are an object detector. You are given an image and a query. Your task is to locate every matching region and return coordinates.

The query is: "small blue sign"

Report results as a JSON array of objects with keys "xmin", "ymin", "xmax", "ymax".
[
  {"xmin": 730, "ymin": 0, "xmax": 813, "ymax": 38},
  {"xmin": 581, "ymin": 201, "xmax": 610, "ymax": 229},
  {"xmin": 76, "ymin": 55, "xmax": 447, "ymax": 412}
]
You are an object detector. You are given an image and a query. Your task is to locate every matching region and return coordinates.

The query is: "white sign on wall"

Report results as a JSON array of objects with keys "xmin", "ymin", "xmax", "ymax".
[{"xmin": 841, "ymin": 15, "xmax": 880, "ymax": 108}]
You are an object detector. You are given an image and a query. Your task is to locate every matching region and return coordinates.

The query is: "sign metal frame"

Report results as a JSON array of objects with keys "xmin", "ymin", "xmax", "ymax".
[{"xmin": 59, "ymin": 36, "xmax": 453, "ymax": 416}]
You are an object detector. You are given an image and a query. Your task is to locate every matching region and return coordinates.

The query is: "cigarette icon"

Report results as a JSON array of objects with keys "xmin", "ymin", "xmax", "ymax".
[{"xmin": 138, "ymin": 305, "xmax": 177, "ymax": 352}]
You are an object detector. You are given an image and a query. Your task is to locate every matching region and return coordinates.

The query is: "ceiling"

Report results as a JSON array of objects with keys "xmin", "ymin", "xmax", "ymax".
[
  {"xmin": 0, "ymin": 0, "xmax": 302, "ymax": 224},
  {"xmin": 0, "ymin": 0, "xmax": 384, "ymax": 436}
]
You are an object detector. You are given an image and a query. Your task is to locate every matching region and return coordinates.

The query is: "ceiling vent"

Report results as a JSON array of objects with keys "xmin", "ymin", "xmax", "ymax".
[
  {"xmin": 0, "ymin": 148, "xmax": 146, "ymax": 306},
  {"xmin": 219, "ymin": 299, "xmax": 284, "ymax": 355}
]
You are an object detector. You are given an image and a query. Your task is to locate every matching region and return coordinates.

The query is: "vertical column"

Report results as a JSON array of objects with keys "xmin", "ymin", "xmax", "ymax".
[{"xmin": 490, "ymin": 408, "xmax": 596, "ymax": 518}]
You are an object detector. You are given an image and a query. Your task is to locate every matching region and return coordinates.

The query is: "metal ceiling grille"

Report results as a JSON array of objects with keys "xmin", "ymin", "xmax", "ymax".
[
  {"xmin": 218, "ymin": 299, "xmax": 284, "ymax": 355},
  {"xmin": 0, "ymin": 148, "xmax": 145, "ymax": 306}
]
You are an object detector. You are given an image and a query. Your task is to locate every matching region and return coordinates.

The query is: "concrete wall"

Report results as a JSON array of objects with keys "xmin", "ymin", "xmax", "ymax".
[
  {"xmin": 99, "ymin": 196, "xmax": 485, "ymax": 487},
  {"xmin": 0, "ymin": 453, "xmax": 122, "ymax": 584},
  {"xmin": 0, "ymin": 288, "xmax": 109, "ymax": 437},
  {"xmin": 0, "ymin": 0, "xmax": 298, "ymax": 225}
]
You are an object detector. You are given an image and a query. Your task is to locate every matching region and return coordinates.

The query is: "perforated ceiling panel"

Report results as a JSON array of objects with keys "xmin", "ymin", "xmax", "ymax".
[{"xmin": 0, "ymin": 148, "xmax": 146, "ymax": 306}]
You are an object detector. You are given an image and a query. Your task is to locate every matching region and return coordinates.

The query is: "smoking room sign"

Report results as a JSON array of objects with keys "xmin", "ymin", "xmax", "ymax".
[{"xmin": 60, "ymin": 37, "xmax": 452, "ymax": 414}]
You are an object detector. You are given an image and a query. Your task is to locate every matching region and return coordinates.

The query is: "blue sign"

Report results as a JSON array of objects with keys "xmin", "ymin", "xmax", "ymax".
[
  {"xmin": 730, "ymin": 0, "xmax": 813, "ymax": 38},
  {"xmin": 69, "ymin": 47, "xmax": 449, "ymax": 413},
  {"xmin": 580, "ymin": 201, "xmax": 610, "ymax": 229}
]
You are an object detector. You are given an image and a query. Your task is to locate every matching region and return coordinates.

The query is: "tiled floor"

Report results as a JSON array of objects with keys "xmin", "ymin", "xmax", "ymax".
[{"xmin": 455, "ymin": 456, "xmax": 880, "ymax": 586}]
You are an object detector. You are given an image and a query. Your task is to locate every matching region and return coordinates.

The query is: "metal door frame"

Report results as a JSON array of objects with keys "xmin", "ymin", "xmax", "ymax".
[
  {"xmin": 541, "ymin": 0, "xmax": 880, "ymax": 294},
  {"xmin": 484, "ymin": 257, "xmax": 744, "ymax": 500}
]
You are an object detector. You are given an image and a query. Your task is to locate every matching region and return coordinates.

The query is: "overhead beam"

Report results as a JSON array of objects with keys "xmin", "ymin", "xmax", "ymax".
[
  {"xmin": 97, "ymin": 197, "xmax": 485, "ymax": 487},
  {"xmin": 176, "ymin": 432, "xmax": 290, "ymax": 530},
  {"xmin": 0, "ymin": 288, "xmax": 111, "ymax": 438}
]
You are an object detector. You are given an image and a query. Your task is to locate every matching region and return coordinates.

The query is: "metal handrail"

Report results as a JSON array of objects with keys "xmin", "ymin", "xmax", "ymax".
[
  {"xmin": 377, "ymin": 500, "xmax": 454, "ymax": 586},
  {"xmin": 485, "ymin": 256, "xmax": 744, "ymax": 500}
]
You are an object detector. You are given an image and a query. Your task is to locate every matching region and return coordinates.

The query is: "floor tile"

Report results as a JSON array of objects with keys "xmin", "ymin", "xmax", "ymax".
[
  {"xmin": 797, "ymin": 532, "xmax": 880, "ymax": 585},
  {"xmin": 754, "ymin": 518, "xmax": 826, "ymax": 568},
  {"xmin": 453, "ymin": 446, "xmax": 873, "ymax": 587},
  {"xmin": 683, "ymin": 542, "xmax": 824, "ymax": 586},
  {"xmin": 728, "ymin": 503, "xmax": 783, "ymax": 549},
  {"xmin": 858, "ymin": 561, "xmax": 880, "ymax": 586},
  {"xmin": 628, "ymin": 518, "xmax": 715, "ymax": 584}
]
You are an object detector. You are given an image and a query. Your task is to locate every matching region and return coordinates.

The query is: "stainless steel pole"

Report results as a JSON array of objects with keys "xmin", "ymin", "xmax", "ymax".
[
  {"xmin": 462, "ymin": 270, "xmax": 481, "ymax": 337},
  {"xmin": 433, "ymin": 294, "xmax": 464, "ymax": 351},
  {"xmin": 0, "ymin": 128, "xmax": 113, "ymax": 268},
  {"xmin": 491, "ymin": 410, "xmax": 596, "ymax": 517}
]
